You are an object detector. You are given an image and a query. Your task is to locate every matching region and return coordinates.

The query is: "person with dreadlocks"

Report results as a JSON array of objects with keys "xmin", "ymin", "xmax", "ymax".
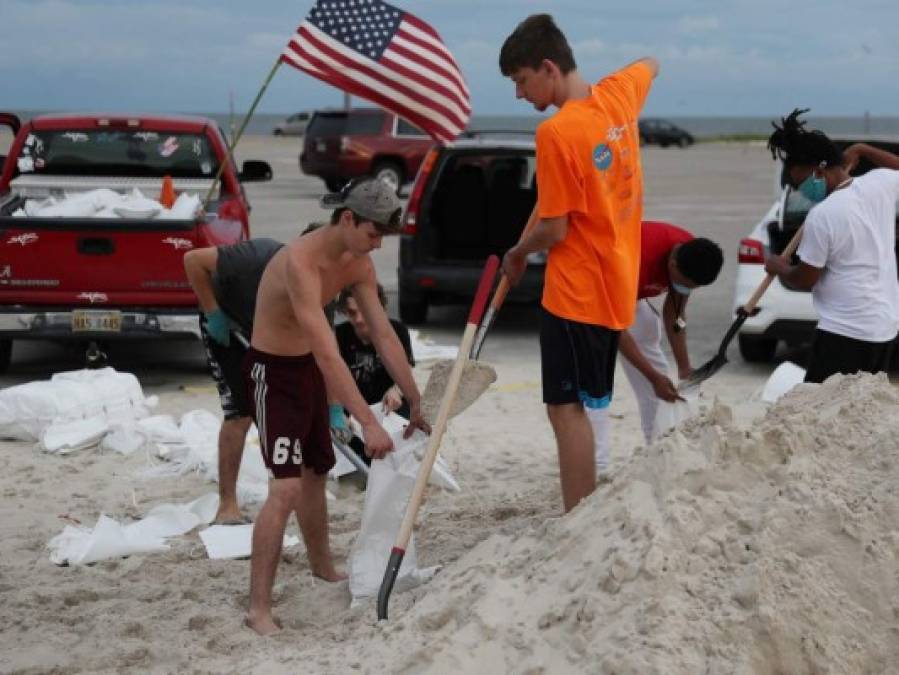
[{"xmin": 765, "ymin": 108, "xmax": 899, "ymax": 383}]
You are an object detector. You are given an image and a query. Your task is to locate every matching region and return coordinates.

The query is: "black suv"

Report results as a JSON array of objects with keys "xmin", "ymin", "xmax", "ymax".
[
  {"xmin": 397, "ymin": 133, "xmax": 541, "ymax": 324},
  {"xmin": 638, "ymin": 118, "xmax": 694, "ymax": 147}
]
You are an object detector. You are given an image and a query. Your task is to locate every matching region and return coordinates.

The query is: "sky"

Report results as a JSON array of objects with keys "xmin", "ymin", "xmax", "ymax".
[{"xmin": 1, "ymin": 0, "xmax": 898, "ymax": 119}]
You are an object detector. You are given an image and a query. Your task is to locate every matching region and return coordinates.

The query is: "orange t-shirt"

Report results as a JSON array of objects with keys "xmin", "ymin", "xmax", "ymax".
[{"xmin": 537, "ymin": 61, "xmax": 653, "ymax": 328}]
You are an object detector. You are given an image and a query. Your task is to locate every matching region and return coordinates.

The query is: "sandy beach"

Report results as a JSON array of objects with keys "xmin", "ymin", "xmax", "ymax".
[{"xmin": 1, "ymin": 136, "xmax": 897, "ymax": 674}]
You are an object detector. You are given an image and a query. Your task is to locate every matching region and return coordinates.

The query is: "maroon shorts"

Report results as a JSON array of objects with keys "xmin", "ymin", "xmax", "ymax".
[{"xmin": 242, "ymin": 348, "xmax": 334, "ymax": 478}]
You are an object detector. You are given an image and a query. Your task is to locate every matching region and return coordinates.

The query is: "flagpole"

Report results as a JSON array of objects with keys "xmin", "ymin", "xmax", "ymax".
[{"xmin": 203, "ymin": 58, "xmax": 283, "ymax": 208}]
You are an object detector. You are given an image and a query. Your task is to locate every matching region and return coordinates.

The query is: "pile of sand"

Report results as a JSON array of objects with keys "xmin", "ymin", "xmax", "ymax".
[
  {"xmin": 4, "ymin": 371, "xmax": 897, "ymax": 674},
  {"xmin": 342, "ymin": 373, "xmax": 899, "ymax": 674}
]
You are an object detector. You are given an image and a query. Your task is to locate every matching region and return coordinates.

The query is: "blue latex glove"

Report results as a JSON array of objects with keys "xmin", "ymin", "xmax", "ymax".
[
  {"xmin": 204, "ymin": 308, "xmax": 230, "ymax": 347},
  {"xmin": 329, "ymin": 404, "xmax": 352, "ymax": 444}
]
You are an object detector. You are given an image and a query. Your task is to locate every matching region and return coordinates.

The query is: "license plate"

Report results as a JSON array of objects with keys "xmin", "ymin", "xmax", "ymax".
[{"xmin": 72, "ymin": 310, "xmax": 122, "ymax": 332}]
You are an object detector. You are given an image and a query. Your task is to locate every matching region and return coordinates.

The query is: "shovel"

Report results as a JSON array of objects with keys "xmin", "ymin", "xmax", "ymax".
[
  {"xmin": 679, "ymin": 225, "xmax": 805, "ymax": 392},
  {"xmin": 418, "ymin": 204, "xmax": 540, "ymax": 422},
  {"xmin": 377, "ymin": 255, "xmax": 500, "ymax": 620}
]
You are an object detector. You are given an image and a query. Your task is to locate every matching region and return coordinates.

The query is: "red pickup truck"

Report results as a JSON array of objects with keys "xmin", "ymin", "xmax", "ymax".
[{"xmin": 0, "ymin": 112, "xmax": 272, "ymax": 372}]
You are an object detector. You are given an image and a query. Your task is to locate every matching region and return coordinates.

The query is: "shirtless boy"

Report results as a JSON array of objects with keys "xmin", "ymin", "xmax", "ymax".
[{"xmin": 242, "ymin": 178, "xmax": 430, "ymax": 635}]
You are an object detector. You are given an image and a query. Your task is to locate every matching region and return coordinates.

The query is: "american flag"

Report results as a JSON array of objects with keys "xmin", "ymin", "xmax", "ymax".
[{"xmin": 281, "ymin": 0, "xmax": 470, "ymax": 144}]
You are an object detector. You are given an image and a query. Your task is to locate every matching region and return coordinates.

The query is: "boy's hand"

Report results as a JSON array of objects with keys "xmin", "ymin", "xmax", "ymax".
[
  {"xmin": 381, "ymin": 385, "xmax": 403, "ymax": 414},
  {"xmin": 502, "ymin": 246, "xmax": 527, "ymax": 287},
  {"xmin": 650, "ymin": 372, "xmax": 683, "ymax": 402},
  {"xmin": 361, "ymin": 421, "xmax": 394, "ymax": 459},
  {"xmin": 403, "ymin": 401, "xmax": 431, "ymax": 439}
]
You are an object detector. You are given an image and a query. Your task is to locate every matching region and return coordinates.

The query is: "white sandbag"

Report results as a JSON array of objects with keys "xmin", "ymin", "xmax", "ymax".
[
  {"xmin": 0, "ymin": 367, "xmax": 154, "ymax": 441},
  {"xmin": 761, "ymin": 361, "xmax": 807, "ymax": 403},
  {"xmin": 348, "ymin": 426, "xmax": 440, "ymax": 603},
  {"xmin": 40, "ymin": 415, "xmax": 109, "ymax": 454},
  {"xmin": 158, "ymin": 192, "xmax": 201, "ymax": 220},
  {"xmin": 49, "ymin": 516, "xmax": 168, "ymax": 566},
  {"xmin": 198, "ymin": 524, "xmax": 300, "ymax": 560},
  {"xmin": 100, "ymin": 422, "xmax": 148, "ymax": 455},
  {"xmin": 48, "ymin": 493, "xmax": 218, "ymax": 566}
]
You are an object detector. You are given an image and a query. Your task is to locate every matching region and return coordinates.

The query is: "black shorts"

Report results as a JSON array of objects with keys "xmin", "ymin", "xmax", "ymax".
[
  {"xmin": 242, "ymin": 347, "xmax": 334, "ymax": 478},
  {"xmin": 540, "ymin": 307, "xmax": 619, "ymax": 408},
  {"xmin": 200, "ymin": 314, "xmax": 251, "ymax": 420},
  {"xmin": 804, "ymin": 328, "xmax": 897, "ymax": 384}
]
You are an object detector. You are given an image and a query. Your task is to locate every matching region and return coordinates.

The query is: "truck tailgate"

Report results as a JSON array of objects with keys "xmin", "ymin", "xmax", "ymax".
[{"xmin": 0, "ymin": 217, "xmax": 197, "ymax": 301}]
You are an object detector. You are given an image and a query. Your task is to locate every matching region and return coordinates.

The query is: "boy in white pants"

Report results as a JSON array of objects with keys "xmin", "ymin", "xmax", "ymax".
[{"xmin": 594, "ymin": 221, "xmax": 723, "ymax": 471}]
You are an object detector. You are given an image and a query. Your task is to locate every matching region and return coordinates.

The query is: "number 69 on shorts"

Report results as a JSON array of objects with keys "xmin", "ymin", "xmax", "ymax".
[{"xmin": 272, "ymin": 436, "xmax": 303, "ymax": 465}]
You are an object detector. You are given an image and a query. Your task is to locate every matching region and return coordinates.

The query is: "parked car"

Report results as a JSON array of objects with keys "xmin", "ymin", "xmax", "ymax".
[
  {"xmin": 732, "ymin": 136, "xmax": 899, "ymax": 362},
  {"xmin": 273, "ymin": 111, "xmax": 311, "ymax": 136},
  {"xmin": 639, "ymin": 118, "xmax": 694, "ymax": 147},
  {"xmin": 398, "ymin": 132, "xmax": 540, "ymax": 324},
  {"xmin": 299, "ymin": 108, "xmax": 434, "ymax": 193},
  {"xmin": 0, "ymin": 112, "xmax": 272, "ymax": 372}
]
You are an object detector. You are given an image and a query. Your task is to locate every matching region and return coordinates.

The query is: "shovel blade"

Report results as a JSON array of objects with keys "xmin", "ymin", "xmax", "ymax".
[
  {"xmin": 420, "ymin": 359, "xmax": 497, "ymax": 425},
  {"xmin": 678, "ymin": 354, "xmax": 727, "ymax": 393}
]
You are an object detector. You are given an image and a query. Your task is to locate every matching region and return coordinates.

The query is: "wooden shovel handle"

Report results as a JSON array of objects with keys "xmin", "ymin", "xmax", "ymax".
[{"xmin": 743, "ymin": 225, "xmax": 804, "ymax": 314}]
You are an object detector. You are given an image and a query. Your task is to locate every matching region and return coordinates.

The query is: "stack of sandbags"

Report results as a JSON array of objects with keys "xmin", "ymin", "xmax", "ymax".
[{"xmin": 0, "ymin": 367, "xmax": 156, "ymax": 452}]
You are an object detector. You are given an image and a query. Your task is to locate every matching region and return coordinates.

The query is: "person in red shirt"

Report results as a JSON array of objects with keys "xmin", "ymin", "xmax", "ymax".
[{"xmin": 594, "ymin": 221, "xmax": 722, "ymax": 471}]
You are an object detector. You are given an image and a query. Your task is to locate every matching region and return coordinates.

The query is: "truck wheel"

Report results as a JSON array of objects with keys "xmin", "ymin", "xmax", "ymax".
[
  {"xmin": 399, "ymin": 294, "xmax": 428, "ymax": 325},
  {"xmin": 0, "ymin": 340, "xmax": 11, "ymax": 374},
  {"xmin": 738, "ymin": 334, "xmax": 777, "ymax": 362},
  {"xmin": 372, "ymin": 161, "xmax": 403, "ymax": 194}
]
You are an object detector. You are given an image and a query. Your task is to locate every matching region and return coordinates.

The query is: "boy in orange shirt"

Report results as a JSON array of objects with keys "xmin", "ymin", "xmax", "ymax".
[{"xmin": 499, "ymin": 14, "xmax": 658, "ymax": 512}]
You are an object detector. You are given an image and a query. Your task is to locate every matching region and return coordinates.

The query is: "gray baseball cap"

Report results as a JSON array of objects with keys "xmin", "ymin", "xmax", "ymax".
[{"xmin": 320, "ymin": 178, "xmax": 403, "ymax": 233}]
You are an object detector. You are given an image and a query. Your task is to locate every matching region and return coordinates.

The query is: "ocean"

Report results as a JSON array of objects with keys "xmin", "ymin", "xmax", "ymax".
[{"xmin": 7, "ymin": 109, "xmax": 899, "ymax": 140}]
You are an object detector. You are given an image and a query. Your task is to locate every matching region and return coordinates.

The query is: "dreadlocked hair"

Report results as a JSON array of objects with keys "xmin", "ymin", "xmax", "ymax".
[{"xmin": 767, "ymin": 108, "xmax": 843, "ymax": 170}]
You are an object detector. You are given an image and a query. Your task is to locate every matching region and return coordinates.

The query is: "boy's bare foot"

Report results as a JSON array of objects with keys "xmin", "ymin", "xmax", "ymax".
[
  {"xmin": 245, "ymin": 612, "xmax": 282, "ymax": 636},
  {"xmin": 311, "ymin": 564, "xmax": 348, "ymax": 582},
  {"xmin": 214, "ymin": 502, "xmax": 249, "ymax": 525}
]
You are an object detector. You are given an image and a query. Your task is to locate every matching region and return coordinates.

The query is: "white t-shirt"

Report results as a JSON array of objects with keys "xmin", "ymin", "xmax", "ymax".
[{"xmin": 797, "ymin": 168, "xmax": 899, "ymax": 342}]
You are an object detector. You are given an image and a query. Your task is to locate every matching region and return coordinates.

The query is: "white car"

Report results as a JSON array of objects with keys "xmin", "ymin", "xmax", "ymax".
[
  {"xmin": 273, "ymin": 111, "xmax": 311, "ymax": 136},
  {"xmin": 732, "ymin": 136, "xmax": 899, "ymax": 362}
]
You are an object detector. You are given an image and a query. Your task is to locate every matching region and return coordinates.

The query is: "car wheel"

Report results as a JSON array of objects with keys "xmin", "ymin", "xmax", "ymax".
[
  {"xmin": 738, "ymin": 334, "xmax": 777, "ymax": 362},
  {"xmin": 0, "ymin": 339, "xmax": 12, "ymax": 374},
  {"xmin": 273, "ymin": 129, "xmax": 283, "ymax": 136},
  {"xmin": 372, "ymin": 161, "xmax": 403, "ymax": 194},
  {"xmin": 324, "ymin": 177, "xmax": 345, "ymax": 192},
  {"xmin": 399, "ymin": 294, "xmax": 428, "ymax": 325},
  {"xmin": 677, "ymin": 136, "xmax": 690, "ymax": 148}
]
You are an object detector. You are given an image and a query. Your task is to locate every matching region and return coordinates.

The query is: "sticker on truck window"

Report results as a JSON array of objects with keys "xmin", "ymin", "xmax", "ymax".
[
  {"xmin": 158, "ymin": 136, "xmax": 179, "ymax": 157},
  {"xmin": 17, "ymin": 157, "xmax": 34, "ymax": 173},
  {"xmin": 136, "ymin": 132, "xmax": 159, "ymax": 142},
  {"xmin": 62, "ymin": 132, "xmax": 89, "ymax": 143},
  {"xmin": 201, "ymin": 161, "xmax": 212, "ymax": 174}
]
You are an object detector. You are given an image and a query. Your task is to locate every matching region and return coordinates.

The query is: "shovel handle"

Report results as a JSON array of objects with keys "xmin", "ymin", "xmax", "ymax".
[
  {"xmin": 742, "ymin": 225, "xmax": 804, "ymax": 314},
  {"xmin": 377, "ymin": 255, "xmax": 500, "ymax": 620}
]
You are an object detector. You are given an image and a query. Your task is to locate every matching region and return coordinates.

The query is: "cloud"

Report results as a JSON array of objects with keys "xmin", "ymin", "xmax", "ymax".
[
  {"xmin": 572, "ymin": 39, "xmax": 605, "ymax": 57},
  {"xmin": 675, "ymin": 15, "xmax": 720, "ymax": 35}
]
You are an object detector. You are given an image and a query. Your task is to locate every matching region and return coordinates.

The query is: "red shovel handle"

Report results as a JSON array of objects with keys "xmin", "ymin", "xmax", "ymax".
[{"xmin": 467, "ymin": 255, "xmax": 500, "ymax": 325}]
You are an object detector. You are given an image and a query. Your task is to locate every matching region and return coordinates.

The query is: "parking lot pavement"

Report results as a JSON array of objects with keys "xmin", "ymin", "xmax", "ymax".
[{"xmin": 0, "ymin": 138, "xmax": 779, "ymax": 391}]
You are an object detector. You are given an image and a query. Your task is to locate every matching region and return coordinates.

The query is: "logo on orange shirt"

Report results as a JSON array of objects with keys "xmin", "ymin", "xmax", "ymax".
[{"xmin": 593, "ymin": 144, "xmax": 613, "ymax": 171}]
